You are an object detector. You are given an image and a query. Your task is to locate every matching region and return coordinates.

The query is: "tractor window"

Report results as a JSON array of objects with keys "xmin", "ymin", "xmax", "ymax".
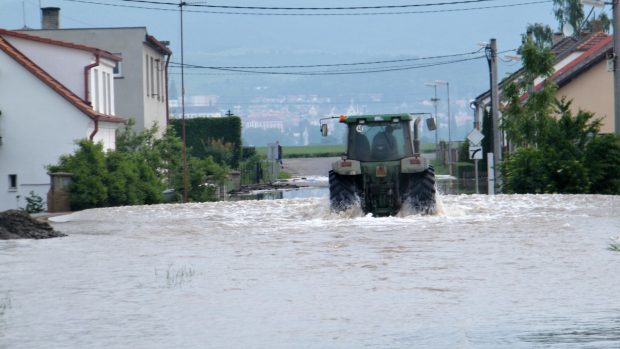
[{"xmin": 347, "ymin": 122, "xmax": 412, "ymax": 161}]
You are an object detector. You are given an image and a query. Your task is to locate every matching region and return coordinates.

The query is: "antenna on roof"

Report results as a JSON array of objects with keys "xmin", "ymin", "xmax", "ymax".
[
  {"xmin": 21, "ymin": 1, "xmax": 28, "ymax": 29},
  {"xmin": 562, "ymin": 23, "xmax": 575, "ymax": 37}
]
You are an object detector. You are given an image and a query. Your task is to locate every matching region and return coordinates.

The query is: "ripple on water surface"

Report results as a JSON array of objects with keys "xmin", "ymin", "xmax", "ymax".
[{"xmin": 1, "ymin": 194, "xmax": 619, "ymax": 348}]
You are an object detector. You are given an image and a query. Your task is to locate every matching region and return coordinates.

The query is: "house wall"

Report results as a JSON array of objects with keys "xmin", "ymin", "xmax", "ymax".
[
  {"xmin": 5, "ymin": 35, "xmax": 117, "ymax": 116},
  {"xmin": 5, "ymin": 36, "xmax": 90, "ymax": 97},
  {"xmin": 0, "ymin": 50, "xmax": 100, "ymax": 211},
  {"xmin": 90, "ymin": 60, "xmax": 117, "ymax": 115},
  {"xmin": 556, "ymin": 59, "xmax": 615, "ymax": 134},
  {"xmin": 143, "ymin": 43, "xmax": 167, "ymax": 135},
  {"xmin": 23, "ymin": 28, "xmax": 168, "ymax": 135}
]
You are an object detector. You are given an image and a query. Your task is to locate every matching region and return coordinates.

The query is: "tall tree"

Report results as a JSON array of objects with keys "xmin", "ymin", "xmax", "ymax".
[{"xmin": 553, "ymin": 0, "xmax": 585, "ymax": 34}]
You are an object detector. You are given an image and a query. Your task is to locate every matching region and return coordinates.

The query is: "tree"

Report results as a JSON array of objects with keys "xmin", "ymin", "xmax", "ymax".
[
  {"xmin": 500, "ymin": 35, "xmax": 620, "ymax": 194},
  {"xmin": 553, "ymin": 0, "xmax": 584, "ymax": 34},
  {"xmin": 523, "ymin": 23, "xmax": 554, "ymax": 49},
  {"xmin": 49, "ymin": 140, "xmax": 109, "ymax": 210}
]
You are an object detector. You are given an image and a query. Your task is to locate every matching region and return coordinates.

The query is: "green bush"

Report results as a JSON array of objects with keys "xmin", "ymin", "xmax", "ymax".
[
  {"xmin": 48, "ymin": 122, "xmax": 229, "ymax": 210},
  {"xmin": 24, "ymin": 191, "xmax": 44, "ymax": 214}
]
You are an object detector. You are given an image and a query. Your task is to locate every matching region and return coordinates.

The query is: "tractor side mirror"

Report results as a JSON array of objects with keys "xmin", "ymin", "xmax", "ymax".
[
  {"xmin": 426, "ymin": 117, "xmax": 436, "ymax": 131},
  {"xmin": 320, "ymin": 124, "xmax": 328, "ymax": 137}
]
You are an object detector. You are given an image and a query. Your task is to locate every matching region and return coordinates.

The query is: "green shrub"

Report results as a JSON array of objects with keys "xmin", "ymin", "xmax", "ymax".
[{"xmin": 24, "ymin": 191, "xmax": 44, "ymax": 213}]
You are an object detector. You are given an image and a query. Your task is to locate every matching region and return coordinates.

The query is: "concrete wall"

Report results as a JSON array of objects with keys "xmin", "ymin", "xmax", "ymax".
[
  {"xmin": 557, "ymin": 59, "xmax": 615, "ymax": 134},
  {"xmin": 24, "ymin": 28, "xmax": 168, "ymax": 135},
  {"xmin": 0, "ymin": 50, "xmax": 103, "ymax": 211}
]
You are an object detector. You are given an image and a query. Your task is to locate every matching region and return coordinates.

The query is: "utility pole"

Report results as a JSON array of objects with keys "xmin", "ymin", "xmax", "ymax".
[
  {"xmin": 179, "ymin": 1, "xmax": 189, "ymax": 203},
  {"xmin": 487, "ymin": 38, "xmax": 501, "ymax": 193},
  {"xmin": 615, "ymin": 0, "xmax": 620, "ymax": 134}
]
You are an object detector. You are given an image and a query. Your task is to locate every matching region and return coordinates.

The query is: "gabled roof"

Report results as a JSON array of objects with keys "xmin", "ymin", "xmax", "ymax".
[
  {"xmin": 0, "ymin": 35, "xmax": 125, "ymax": 123},
  {"xmin": 537, "ymin": 34, "xmax": 612, "ymax": 91},
  {"xmin": 146, "ymin": 35, "xmax": 172, "ymax": 55},
  {"xmin": 0, "ymin": 28, "xmax": 121, "ymax": 62},
  {"xmin": 474, "ymin": 32, "xmax": 611, "ymax": 103}
]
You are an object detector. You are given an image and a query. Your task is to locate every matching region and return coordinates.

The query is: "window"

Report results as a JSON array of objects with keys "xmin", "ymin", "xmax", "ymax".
[
  {"xmin": 113, "ymin": 53, "xmax": 123, "ymax": 78},
  {"xmin": 161, "ymin": 60, "xmax": 166, "ymax": 103},
  {"xmin": 106, "ymin": 73, "xmax": 112, "ymax": 114},
  {"xmin": 150, "ymin": 56, "xmax": 155, "ymax": 97},
  {"xmin": 145, "ymin": 54, "xmax": 150, "ymax": 97},
  {"xmin": 8, "ymin": 174, "xmax": 17, "ymax": 191},
  {"xmin": 102, "ymin": 72, "xmax": 108, "ymax": 114},
  {"xmin": 93, "ymin": 68, "xmax": 99, "ymax": 111},
  {"xmin": 156, "ymin": 59, "xmax": 161, "ymax": 100}
]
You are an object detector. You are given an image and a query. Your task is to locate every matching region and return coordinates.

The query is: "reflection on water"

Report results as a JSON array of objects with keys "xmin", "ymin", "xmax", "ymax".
[{"xmin": 1, "ymin": 191, "xmax": 619, "ymax": 348}]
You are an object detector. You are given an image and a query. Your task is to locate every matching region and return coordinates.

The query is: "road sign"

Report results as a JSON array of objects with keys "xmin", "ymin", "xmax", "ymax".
[
  {"xmin": 469, "ymin": 145, "xmax": 483, "ymax": 160},
  {"xmin": 467, "ymin": 129, "xmax": 484, "ymax": 145}
]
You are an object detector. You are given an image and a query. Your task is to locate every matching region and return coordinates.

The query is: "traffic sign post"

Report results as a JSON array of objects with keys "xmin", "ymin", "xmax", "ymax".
[{"xmin": 467, "ymin": 129, "xmax": 485, "ymax": 194}]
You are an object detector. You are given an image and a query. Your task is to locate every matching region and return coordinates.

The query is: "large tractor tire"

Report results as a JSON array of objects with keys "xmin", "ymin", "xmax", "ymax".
[
  {"xmin": 329, "ymin": 170, "xmax": 359, "ymax": 212},
  {"xmin": 405, "ymin": 167, "xmax": 436, "ymax": 215}
]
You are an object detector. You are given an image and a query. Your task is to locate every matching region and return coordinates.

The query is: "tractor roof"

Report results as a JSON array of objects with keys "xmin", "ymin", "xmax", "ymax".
[{"xmin": 339, "ymin": 113, "xmax": 412, "ymax": 124}]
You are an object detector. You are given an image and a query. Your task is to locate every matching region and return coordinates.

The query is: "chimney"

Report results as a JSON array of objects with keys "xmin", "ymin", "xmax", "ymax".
[
  {"xmin": 41, "ymin": 7, "xmax": 60, "ymax": 30},
  {"xmin": 590, "ymin": 20, "xmax": 604, "ymax": 33},
  {"xmin": 552, "ymin": 32, "xmax": 564, "ymax": 45}
]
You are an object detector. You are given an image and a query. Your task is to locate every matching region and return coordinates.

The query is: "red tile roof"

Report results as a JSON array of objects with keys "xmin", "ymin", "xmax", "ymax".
[
  {"xmin": 576, "ymin": 31, "xmax": 609, "ymax": 51},
  {"xmin": 0, "ymin": 28, "xmax": 121, "ymax": 62},
  {"xmin": 0, "ymin": 35, "xmax": 125, "ymax": 124},
  {"xmin": 532, "ymin": 34, "xmax": 613, "ymax": 93}
]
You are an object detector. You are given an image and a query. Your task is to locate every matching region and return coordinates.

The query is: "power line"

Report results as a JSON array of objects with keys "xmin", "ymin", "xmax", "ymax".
[
  {"xmin": 185, "ymin": 0, "xmax": 506, "ymax": 10},
  {"xmin": 170, "ymin": 55, "xmax": 487, "ymax": 75},
  {"xmin": 61, "ymin": 0, "xmax": 552, "ymax": 15},
  {"xmin": 168, "ymin": 50, "xmax": 485, "ymax": 70}
]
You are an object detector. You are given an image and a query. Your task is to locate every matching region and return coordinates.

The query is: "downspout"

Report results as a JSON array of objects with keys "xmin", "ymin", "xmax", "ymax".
[
  {"xmin": 165, "ymin": 53, "xmax": 170, "ymax": 125},
  {"xmin": 85, "ymin": 53, "xmax": 100, "ymax": 141}
]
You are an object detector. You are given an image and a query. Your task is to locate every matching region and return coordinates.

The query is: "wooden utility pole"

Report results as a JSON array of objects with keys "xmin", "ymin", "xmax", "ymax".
[{"xmin": 488, "ymin": 38, "xmax": 502, "ymax": 193}]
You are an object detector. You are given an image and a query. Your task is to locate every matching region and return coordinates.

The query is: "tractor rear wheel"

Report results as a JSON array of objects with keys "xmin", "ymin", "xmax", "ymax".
[
  {"xmin": 406, "ymin": 167, "xmax": 436, "ymax": 214},
  {"xmin": 329, "ymin": 170, "xmax": 359, "ymax": 212}
]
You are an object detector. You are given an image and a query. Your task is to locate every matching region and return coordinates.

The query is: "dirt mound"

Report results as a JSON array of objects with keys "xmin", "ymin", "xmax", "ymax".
[{"xmin": 0, "ymin": 210, "xmax": 66, "ymax": 240}]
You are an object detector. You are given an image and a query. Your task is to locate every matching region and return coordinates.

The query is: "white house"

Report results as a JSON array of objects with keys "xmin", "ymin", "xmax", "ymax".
[
  {"xmin": 21, "ymin": 7, "xmax": 172, "ymax": 137},
  {"xmin": 0, "ymin": 29, "xmax": 125, "ymax": 211}
]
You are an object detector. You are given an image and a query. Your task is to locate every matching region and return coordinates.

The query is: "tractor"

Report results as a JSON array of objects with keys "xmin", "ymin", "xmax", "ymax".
[{"xmin": 321, "ymin": 113, "xmax": 436, "ymax": 216}]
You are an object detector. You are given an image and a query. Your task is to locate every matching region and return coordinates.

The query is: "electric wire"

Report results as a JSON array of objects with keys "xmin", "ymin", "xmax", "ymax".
[
  {"xmin": 167, "ymin": 48, "xmax": 516, "ymax": 75},
  {"xmin": 168, "ymin": 55, "xmax": 486, "ymax": 75},
  {"xmin": 60, "ymin": 0, "xmax": 552, "ymax": 15},
  {"xmin": 168, "ymin": 49, "xmax": 485, "ymax": 70}
]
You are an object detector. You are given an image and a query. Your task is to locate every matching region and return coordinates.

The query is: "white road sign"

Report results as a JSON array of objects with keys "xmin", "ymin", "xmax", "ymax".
[
  {"xmin": 469, "ymin": 145, "xmax": 483, "ymax": 160},
  {"xmin": 467, "ymin": 129, "xmax": 484, "ymax": 145}
]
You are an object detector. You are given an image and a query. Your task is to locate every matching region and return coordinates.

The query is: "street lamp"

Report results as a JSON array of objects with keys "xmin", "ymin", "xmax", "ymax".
[
  {"xmin": 434, "ymin": 80, "xmax": 452, "ymax": 176},
  {"xmin": 424, "ymin": 82, "xmax": 440, "ymax": 160}
]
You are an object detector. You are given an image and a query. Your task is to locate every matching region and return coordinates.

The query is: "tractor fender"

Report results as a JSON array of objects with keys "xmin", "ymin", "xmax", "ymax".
[
  {"xmin": 400, "ymin": 155, "xmax": 430, "ymax": 173},
  {"xmin": 332, "ymin": 159, "xmax": 362, "ymax": 175}
]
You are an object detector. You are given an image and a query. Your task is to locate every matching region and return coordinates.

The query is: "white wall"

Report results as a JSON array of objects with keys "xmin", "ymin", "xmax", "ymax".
[
  {"xmin": 0, "ymin": 51, "xmax": 102, "ymax": 211},
  {"xmin": 5, "ymin": 36, "xmax": 91, "ymax": 99},
  {"xmin": 90, "ymin": 59, "xmax": 116, "ymax": 116},
  {"xmin": 143, "ymin": 44, "xmax": 167, "ymax": 135}
]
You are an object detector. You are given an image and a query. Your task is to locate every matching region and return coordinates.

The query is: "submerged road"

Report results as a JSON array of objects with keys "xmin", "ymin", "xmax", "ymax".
[{"xmin": 1, "ymin": 195, "xmax": 619, "ymax": 348}]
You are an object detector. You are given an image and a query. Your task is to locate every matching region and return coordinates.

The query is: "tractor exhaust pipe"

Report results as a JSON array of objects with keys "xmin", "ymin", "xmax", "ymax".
[{"xmin": 413, "ymin": 117, "xmax": 421, "ymax": 154}]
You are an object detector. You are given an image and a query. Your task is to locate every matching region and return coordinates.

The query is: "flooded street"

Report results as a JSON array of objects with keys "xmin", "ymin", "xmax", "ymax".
[{"xmin": 1, "ymin": 193, "xmax": 619, "ymax": 348}]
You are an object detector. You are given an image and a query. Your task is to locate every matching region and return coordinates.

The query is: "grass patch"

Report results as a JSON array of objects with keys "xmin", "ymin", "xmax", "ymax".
[
  {"xmin": 278, "ymin": 170, "xmax": 292, "ymax": 180},
  {"xmin": 256, "ymin": 144, "xmax": 346, "ymax": 158}
]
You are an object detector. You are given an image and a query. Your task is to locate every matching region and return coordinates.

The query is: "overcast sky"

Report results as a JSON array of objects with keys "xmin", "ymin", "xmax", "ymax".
[
  {"xmin": 1, "ymin": 1, "xmax": 562, "ymax": 64},
  {"xmin": 2, "ymin": 0, "xmax": 605, "ymax": 125}
]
